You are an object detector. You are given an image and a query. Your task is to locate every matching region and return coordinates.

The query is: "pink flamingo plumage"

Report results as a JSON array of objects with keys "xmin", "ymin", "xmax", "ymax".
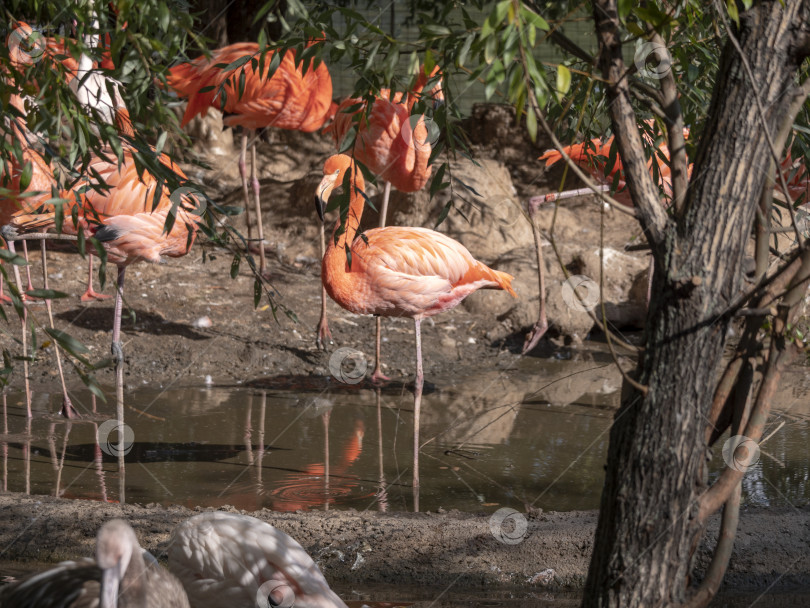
[
  {"xmin": 323, "ymin": 65, "xmax": 443, "ymax": 379},
  {"xmin": 316, "ymin": 154, "xmax": 515, "ymax": 509},
  {"xmin": 7, "ymin": 112, "xmax": 202, "ymax": 419},
  {"xmin": 5, "ymin": 21, "xmax": 120, "ymax": 302},
  {"xmin": 168, "ymin": 42, "xmax": 334, "ymax": 277}
]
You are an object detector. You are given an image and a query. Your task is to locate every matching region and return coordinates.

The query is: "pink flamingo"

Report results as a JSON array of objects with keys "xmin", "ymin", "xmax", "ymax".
[{"xmin": 317, "ymin": 154, "xmax": 516, "ymax": 509}]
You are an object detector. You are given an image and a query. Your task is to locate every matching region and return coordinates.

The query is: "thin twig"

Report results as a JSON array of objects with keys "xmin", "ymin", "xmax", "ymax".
[
  {"xmin": 592, "ymin": 0, "xmax": 669, "ymax": 245},
  {"xmin": 2, "ymin": 233, "xmax": 80, "ymax": 242},
  {"xmin": 599, "ymin": 192, "xmax": 647, "ymax": 393}
]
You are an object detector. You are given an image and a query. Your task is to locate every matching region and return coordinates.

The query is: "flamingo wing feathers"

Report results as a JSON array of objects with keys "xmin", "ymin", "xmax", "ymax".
[
  {"xmin": 329, "ymin": 98, "xmax": 430, "ymax": 192},
  {"xmin": 0, "ymin": 121, "xmax": 57, "ymax": 224},
  {"xmin": 168, "ymin": 43, "xmax": 333, "ymax": 132},
  {"xmin": 8, "ymin": 149, "xmax": 200, "ymax": 265},
  {"xmin": 329, "ymin": 226, "xmax": 516, "ymax": 317},
  {"xmin": 169, "ymin": 512, "xmax": 347, "ymax": 608}
]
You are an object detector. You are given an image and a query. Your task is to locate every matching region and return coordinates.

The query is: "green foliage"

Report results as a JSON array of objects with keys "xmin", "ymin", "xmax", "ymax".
[
  {"xmin": 2, "ymin": 1, "xmax": 808, "ymax": 389},
  {"xmin": 1, "ymin": 0, "xmax": 196, "ymax": 185}
]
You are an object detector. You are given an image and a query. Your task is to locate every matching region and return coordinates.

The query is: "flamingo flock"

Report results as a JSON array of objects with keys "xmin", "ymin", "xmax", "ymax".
[
  {"xmin": 0, "ymin": 513, "xmax": 346, "ymax": 608},
  {"xmin": 168, "ymin": 41, "xmax": 335, "ymax": 277},
  {"xmin": 6, "ymin": 15, "xmax": 810, "ymax": 608},
  {"xmin": 1, "ymin": 17, "xmax": 517, "ymax": 517}
]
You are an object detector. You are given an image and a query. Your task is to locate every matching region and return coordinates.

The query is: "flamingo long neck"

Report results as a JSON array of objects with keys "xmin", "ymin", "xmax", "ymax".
[
  {"xmin": 332, "ymin": 167, "xmax": 366, "ymax": 250},
  {"xmin": 8, "ymin": 95, "xmax": 32, "ymax": 145},
  {"xmin": 78, "ymin": 16, "xmax": 98, "ymax": 80}
]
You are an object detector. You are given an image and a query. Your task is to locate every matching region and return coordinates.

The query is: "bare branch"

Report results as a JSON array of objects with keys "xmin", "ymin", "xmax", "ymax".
[
  {"xmin": 681, "ymin": 483, "xmax": 741, "ymax": 608},
  {"xmin": 698, "ymin": 310, "xmax": 796, "ymax": 522},
  {"xmin": 629, "ymin": 87, "xmax": 667, "ymax": 120},
  {"xmin": 598, "ymin": 203, "xmax": 648, "ymax": 394},
  {"xmin": 592, "ymin": 0, "xmax": 669, "ymax": 247},
  {"xmin": 716, "ymin": 239, "xmax": 809, "ymax": 319},
  {"xmin": 704, "ymin": 356, "xmax": 743, "ymax": 445},
  {"xmin": 2, "ymin": 233, "xmax": 80, "ymax": 242},
  {"xmin": 782, "ymin": 241, "xmax": 810, "ymax": 310},
  {"xmin": 649, "ymin": 33, "xmax": 689, "ymax": 216},
  {"xmin": 755, "ymin": 79, "xmax": 810, "ymax": 279}
]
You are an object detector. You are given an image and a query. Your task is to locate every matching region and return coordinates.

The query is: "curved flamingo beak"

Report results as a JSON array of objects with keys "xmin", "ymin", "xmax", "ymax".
[
  {"xmin": 315, "ymin": 174, "xmax": 338, "ymax": 222},
  {"xmin": 315, "ymin": 194, "xmax": 325, "ymax": 222},
  {"xmin": 100, "ymin": 562, "xmax": 122, "ymax": 608}
]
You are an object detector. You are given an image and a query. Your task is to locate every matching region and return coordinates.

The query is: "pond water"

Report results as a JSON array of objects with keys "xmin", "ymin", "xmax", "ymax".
[
  {"xmin": 1, "ymin": 353, "xmax": 808, "ymax": 607},
  {"xmin": 0, "ymin": 354, "xmax": 807, "ymax": 513}
]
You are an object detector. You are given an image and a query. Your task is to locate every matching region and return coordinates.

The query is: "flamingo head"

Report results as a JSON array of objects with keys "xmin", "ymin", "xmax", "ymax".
[
  {"xmin": 96, "ymin": 519, "xmax": 139, "ymax": 608},
  {"xmin": 315, "ymin": 154, "xmax": 358, "ymax": 221}
]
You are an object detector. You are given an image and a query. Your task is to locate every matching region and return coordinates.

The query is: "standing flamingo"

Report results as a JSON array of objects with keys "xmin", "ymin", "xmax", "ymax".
[
  {"xmin": 523, "ymin": 124, "xmax": 692, "ymax": 353},
  {"xmin": 4, "ymin": 19, "xmax": 198, "ymax": 423},
  {"xmin": 316, "ymin": 154, "xmax": 516, "ymax": 509},
  {"xmin": 6, "ymin": 142, "xmax": 202, "ymax": 418},
  {"xmin": 323, "ymin": 66, "xmax": 443, "ymax": 379},
  {"xmin": 168, "ymin": 511, "xmax": 347, "ymax": 608},
  {"xmin": 5, "ymin": 20, "xmax": 121, "ymax": 302},
  {"xmin": 1, "ymin": 94, "xmax": 79, "ymax": 418},
  {"xmin": 168, "ymin": 42, "xmax": 334, "ymax": 277}
]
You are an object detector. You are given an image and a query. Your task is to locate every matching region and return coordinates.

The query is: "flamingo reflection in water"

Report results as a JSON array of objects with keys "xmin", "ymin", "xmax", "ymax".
[{"xmin": 271, "ymin": 410, "xmax": 367, "ymax": 512}]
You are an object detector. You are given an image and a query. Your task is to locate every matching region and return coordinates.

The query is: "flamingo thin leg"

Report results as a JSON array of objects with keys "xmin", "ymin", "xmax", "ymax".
[
  {"xmin": 371, "ymin": 180, "xmax": 392, "ymax": 383},
  {"xmin": 250, "ymin": 136, "xmax": 268, "ymax": 278},
  {"xmin": 81, "ymin": 256, "xmax": 111, "ymax": 302},
  {"xmin": 0, "ymin": 239, "xmax": 12, "ymax": 304},
  {"xmin": 316, "ymin": 221, "xmax": 333, "ymax": 350},
  {"xmin": 21, "ymin": 240, "xmax": 34, "ymax": 295},
  {"xmin": 112, "ymin": 266, "xmax": 126, "ymax": 503},
  {"xmin": 38, "ymin": 240, "xmax": 78, "ymax": 418},
  {"xmin": 239, "ymin": 132, "xmax": 253, "ymax": 245},
  {"xmin": 523, "ymin": 198, "xmax": 549, "ymax": 354},
  {"xmin": 7, "ymin": 240, "xmax": 31, "ymax": 417},
  {"xmin": 0, "ymin": 268, "xmax": 11, "ymax": 305},
  {"xmin": 413, "ymin": 316, "xmax": 423, "ymax": 512},
  {"xmin": 323, "ymin": 409, "xmax": 331, "ymax": 511}
]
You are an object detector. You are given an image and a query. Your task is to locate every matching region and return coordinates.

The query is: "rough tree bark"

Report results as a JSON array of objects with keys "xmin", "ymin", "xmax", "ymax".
[{"xmin": 583, "ymin": 1, "xmax": 810, "ymax": 607}]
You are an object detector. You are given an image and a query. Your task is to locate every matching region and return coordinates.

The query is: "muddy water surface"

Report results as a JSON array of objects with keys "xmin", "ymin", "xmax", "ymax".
[{"xmin": 1, "ymin": 356, "xmax": 807, "ymax": 513}]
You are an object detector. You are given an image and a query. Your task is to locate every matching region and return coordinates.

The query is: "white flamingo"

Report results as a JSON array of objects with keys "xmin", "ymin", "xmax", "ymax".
[
  {"xmin": 0, "ymin": 519, "xmax": 189, "ymax": 608},
  {"xmin": 168, "ymin": 512, "xmax": 347, "ymax": 608}
]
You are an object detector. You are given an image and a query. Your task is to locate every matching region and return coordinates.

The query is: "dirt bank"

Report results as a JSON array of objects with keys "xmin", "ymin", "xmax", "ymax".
[
  {"xmin": 0, "ymin": 493, "xmax": 807, "ymax": 596},
  {"xmin": 2, "ymin": 111, "xmax": 643, "ymax": 398}
]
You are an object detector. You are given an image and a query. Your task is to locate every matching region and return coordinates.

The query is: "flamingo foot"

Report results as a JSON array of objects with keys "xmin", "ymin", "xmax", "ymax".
[
  {"xmin": 370, "ymin": 368, "xmax": 391, "ymax": 384},
  {"xmin": 522, "ymin": 318, "xmax": 549, "ymax": 354},
  {"xmin": 0, "ymin": 293, "xmax": 11, "ymax": 305},
  {"xmin": 80, "ymin": 288, "xmax": 112, "ymax": 302},
  {"xmin": 59, "ymin": 395, "xmax": 80, "ymax": 419},
  {"xmin": 316, "ymin": 319, "xmax": 333, "ymax": 350}
]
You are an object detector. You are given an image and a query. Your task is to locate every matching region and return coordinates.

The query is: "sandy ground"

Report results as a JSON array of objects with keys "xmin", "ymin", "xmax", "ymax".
[{"xmin": 0, "ymin": 494, "xmax": 807, "ymax": 597}]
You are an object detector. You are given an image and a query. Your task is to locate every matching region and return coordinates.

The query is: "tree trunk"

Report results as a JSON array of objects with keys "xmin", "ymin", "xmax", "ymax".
[
  {"xmin": 583, "ymin": 2, "xmax": 810, "ymax": 606},
  {"xmin": 189, "ymin": 0, "xmax": 287, "ymax": 46}
]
